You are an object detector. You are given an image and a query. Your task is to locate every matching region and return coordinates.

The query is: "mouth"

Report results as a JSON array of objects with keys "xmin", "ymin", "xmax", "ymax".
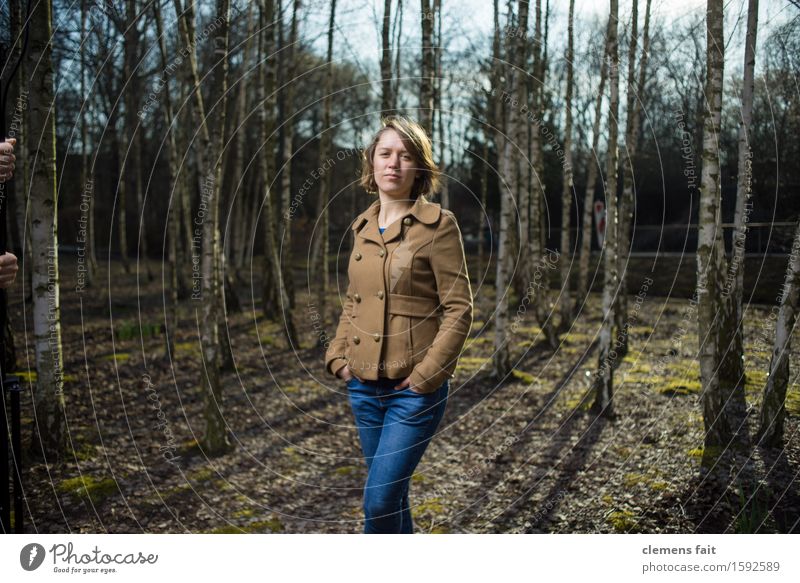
[{"xmin": 385, "ymin": 174, "xmax": 401, "ymax": 179}]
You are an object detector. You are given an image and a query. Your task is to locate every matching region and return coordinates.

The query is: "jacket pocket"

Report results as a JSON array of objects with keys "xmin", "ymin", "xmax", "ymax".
[
  {"xmin": 387, "ymin": 293, "xmax": 441, "ymax": 367},
  {"xmin": 409, "ymin": 315, "xmax": 439, "ymax": 365}
]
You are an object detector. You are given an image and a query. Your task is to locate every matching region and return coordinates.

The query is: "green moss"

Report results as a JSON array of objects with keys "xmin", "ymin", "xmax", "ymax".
[
  {"xmin": 232, "ymin": 508, "xmax": 256, "ymax": 519},
  {"xmin": 458, "ymin": 357, "xmax": 490, "ymax": 372},
  {"xmin": 626, "ymin": 363, "xmax": 652, "ymax": 375},
  {"xmin": 68, "ymin": 443, "xmax": 96, "ymax": 462},
  {"xmin": 249, "ymin": 518, "xmax": 284, "ymax": 533},
  {"xmin": 411, "ymin": 473, "xmax": 428, "ymax": 483},
  {"xmin": 117, "ymin": 321, "xmax": 162, "ymax": 341},
  {"xmin": 511, "ymin": 369, "xmax": 536, "ymax": 384},
  {"xmin": 13, "ymin": 370, "xmax": 37, "ymax": 382},
  {"xmin": 334, "ymin": 465, "xmax": 360, "ymax": 476},
  {"xmin": 561, "ymin": 332, "xmax": 594, "ymax": 344},
  {"xmin": 650, "ymin": 481, "xmax": 669, "ymax": 491},
  {"xmin": 102, "ymin": 353, "xmax": 131, "ymax": 363},
  {"xmin": 58, "ymin": 475, "xmax": 118, "ymax": 504},
  {"xmin": 688, "ymin": 445, "xmax": 723, "ymax": 461},
  {"xmin": 430, "ymin": 526, "xmax": 450, "ymax": 534},
  {"xmin": 188, "ymin": 467, "xmax": 216, "ymax": 482},
  {"xmin": 174, "ymin": 342, "xmax": 199, "ymax": 354},
  {"xmin": 627, "ymin": 326, "xmax": 654, "ymax": 336},
  {"xmin": 608, "ymin": 509, "xmax": 640, "ymax": 533},
  {"xmin": 471, "ymin": 321, "xmax": 485, "ymax": 331},
  {"xmin": 413, "ymin": 498, "xmax": 444, "ymax": 516},
  {"xmin": 657, "ymin": 378, "xmax": 702, "ymax": 396},
  {"xmin": 206, "ymin": 517, "xmax": 284, "ymax": 533},
  {"xmin": 283, "ymin": 446, "xmax": 304, "ymax": 465},
  {"xmin": 515, "ymin": 326, "xmax": 542, "ymax": 336},
  {"xmin": 786, "ymin": 390, "xmax": 800, "ymax": 416},
  {"xmin": 744, "ymin": 370, "xmax": 768, "ymax": 394},
  {"xmin": 622, "ymin": 473, "xmax": 647, "ymax": 488}
]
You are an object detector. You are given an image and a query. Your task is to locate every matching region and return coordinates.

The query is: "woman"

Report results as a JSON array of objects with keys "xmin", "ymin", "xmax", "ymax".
[{"xmin": 324, "ymin": 116, "xmax": 473, "ymax": 533}]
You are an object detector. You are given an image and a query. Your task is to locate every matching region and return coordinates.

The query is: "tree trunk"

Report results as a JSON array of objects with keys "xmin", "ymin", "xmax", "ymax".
[
  {"xmin": 419, "ymin": 0, "xmax": 435, "ymax": 134},
  {"xmin": 153, "ymin": 3, "xmax": 182, "ymax": 359},
  {"xmin": 28, "ymin": 0, "xmax": 66, "ymax": 461},
  {"xmin": 381, "ymin": 0, "xmax": 394, "ymax": 114},
  {"xmin": 310, "ymin": 0, "xmax": 337, "ymax": 340},
  {"xmin": 697, "ymin": 0, "xmax": 730, "ymax": 460},
  {"xmin": 529, "ymin": 0, "xmax": 558, "ymax": 349},
  {"xmin": 590, "ymin": 0, "xmax": 619, "ymax": 416},
  {"xmin": 434, "ymin": 0, "xmax": 448, "ymax": 208},
  {"xmin": 173, "ymin": 0, "xmax": 233, "ymax": 456},
  {"xmin": 719, "ymin": 0, "xmax": 758, "ymax": 407},
  {"xmin": 278, "ymin": 0, "xmax": 299, "ymax": 310},
  {"xmin": 557, "ymin": 0, "xmax": 575, "ymax": 327},
  {"xmin": 491, "ymin": 0, "xmax": 512, "ymax": 380},
  {"xmin": 80, "ymin": 0, "xmax": 96, "ymax": 287},
  {"xmin": 575, "ymin": 16, "xmax": 611, "ymax": 315},
  {"xmin": 757, "ymin": 221, "xmax": 800, "ymax": 447},
  {"xmin": 259, "ymin": 0, "xmax": 298, "ymax": 346},
  {"xmin": 613, "ymin": 0, "xmax": 651, "ymax": 361}
]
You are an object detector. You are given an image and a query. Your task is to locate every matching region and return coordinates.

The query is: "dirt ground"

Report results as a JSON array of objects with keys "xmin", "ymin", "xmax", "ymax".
[{"xmin": 9, "ymin": 256, "xmax": 799, "ymax": 534}]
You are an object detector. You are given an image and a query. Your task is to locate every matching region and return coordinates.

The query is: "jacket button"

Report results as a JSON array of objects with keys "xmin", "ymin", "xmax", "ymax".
[
  {"xmin": 354, "ymin": 252, "xmax": 362, "ymax": 261},
  {"xmin": 353, "ymin": 336, "xmax": 360, "ymax": 344},
  {"xmin": 373, "ymin": 333, "xmax": 380, "ymax": 342},
  {"xmin": 377, "ymin": 290, "xmax": 384, "ymax": 299},
  {"xmin": 354, "ymin": 293, "xmax": 361, "ymax": 302},
  {"xmin": 403, "ymin": 217, "xmax": 412, "ymax": 226},
  {"xmin": 378, "ymin": 249, "xmax": 386, "ymax": 257}
]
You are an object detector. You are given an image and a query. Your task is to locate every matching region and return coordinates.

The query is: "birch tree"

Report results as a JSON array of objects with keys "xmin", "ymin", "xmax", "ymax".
[
  {"xmin": 757, "ymin": 221, "xmax": 800, "ymax": 446},
  {"xmin": 491, "ymin": 0, "xmax": 513, "ymax": 379},
  {"xmin": 697, "ymin": 0, "xmax": 730, "ymax": 455},
  {"xmin": 590, "ymin": 0, "xmax": 619, "ymax": 416},
  {"xmin": 278, "ymin": 0, "xmax": 299, "ymax": 310},
  {"xmin": 153, "ymin": 3, "xmax": 182, "ymax": 358},
  {"xmin": 575, "ymin": 17, "xmax": 611, "ymax": 316},
  {"xmin": 28, "ymin": 0, "xmax": 66, "ymax": 460},
  {"xmin": 420, "ymin": 0, "xmax": 435, "ymax": 134},
  {"xmin": 557, "ymin": 0, "xmax": 575, "ymax": 326},
  {"xmin": 259, "ymin": 0, "xmax": 298, "ymax": 346},
  {"xmin": 720, "ymin": 0, "xmax": 758, "ymax": 401},
  {"xmin": 80, "ymin": 0, "xmax": 96, "ymax": 287},
  {"xmin": 173, "ymin": 0, "xmax": 233, "ymax": 455},
  {"xmin": 614, "ymin": 0, "xmax": 651, "ymax": 359},
  {"xmin": 529, "ymin": 0, "xmax": 558, "ymax": 349},
  {"xmin": 310, "ymin": 0, "xmax": 337, "ymax": 333},
  {"xmin": 381, "ymin": 0, "xmax": 395, "ymax": 114}
]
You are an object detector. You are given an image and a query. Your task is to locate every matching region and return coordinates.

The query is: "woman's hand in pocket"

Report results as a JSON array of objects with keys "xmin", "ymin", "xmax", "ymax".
[{"xmin": 338, "ymin": 365, "xmax": 361, "ymax": 383}]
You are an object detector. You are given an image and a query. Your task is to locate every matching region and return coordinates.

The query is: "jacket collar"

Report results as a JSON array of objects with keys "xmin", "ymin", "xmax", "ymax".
[{"xmin": 352, "ymin": 195, "xmax": 441, "ymax": 245}]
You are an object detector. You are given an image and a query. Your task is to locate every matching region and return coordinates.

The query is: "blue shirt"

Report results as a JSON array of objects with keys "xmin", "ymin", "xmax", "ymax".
[{"xmin": 379, "ymin": 227, "xmax": 386, "ymax": 234}]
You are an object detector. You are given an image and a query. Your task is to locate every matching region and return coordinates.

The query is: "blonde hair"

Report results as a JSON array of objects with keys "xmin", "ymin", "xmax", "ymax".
[{"xmin": 359, "ymin": 116, "xmax": 441, "ymax": 199}]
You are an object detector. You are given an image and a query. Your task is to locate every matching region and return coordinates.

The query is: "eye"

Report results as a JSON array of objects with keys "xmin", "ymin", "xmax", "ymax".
[{"xmin": 401, "ymin": 155, "xmax": 411, "ymax": 161}]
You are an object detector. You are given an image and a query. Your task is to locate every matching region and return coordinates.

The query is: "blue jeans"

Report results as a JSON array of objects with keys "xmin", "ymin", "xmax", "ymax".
[{"xmin": 345, "ymin": 376, "xmax": 449, "ymax": 534}]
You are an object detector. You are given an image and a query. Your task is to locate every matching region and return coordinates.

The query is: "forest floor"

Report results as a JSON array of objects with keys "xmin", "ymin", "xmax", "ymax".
[{"xmin": 8, "ymin": 256, "xmax": 800, "ymax": 534}]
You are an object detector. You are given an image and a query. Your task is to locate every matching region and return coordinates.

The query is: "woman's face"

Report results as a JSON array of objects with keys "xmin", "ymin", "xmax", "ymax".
[{"xmin": 372, "ymin": 129, "xmax": 420, "ymax": 199}]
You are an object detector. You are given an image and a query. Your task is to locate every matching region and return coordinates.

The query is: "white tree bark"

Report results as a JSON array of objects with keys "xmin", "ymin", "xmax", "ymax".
[
  {"xmin": 28, "ymin": 0, "xmax": 66, "ymax": 459},
  {"xmin": 591, "ymin": 0, "xmax": 619, "ymax": 416},
  {"xmin": 757, "ymin": 222, "xmax": 800, "ymax": 446},
  {"xmin": 697, "ymin": 0, "xmax": 730, "ymax": 456},
  {"xmin": 720, "ymin": 0, "xmax": 758, "ymax": 399}
]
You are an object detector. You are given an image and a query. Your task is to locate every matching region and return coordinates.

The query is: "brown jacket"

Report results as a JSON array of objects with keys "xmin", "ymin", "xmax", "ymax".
[{"xmin": 325, "ymin": 195, "xmax": 473, "ymax": 393}]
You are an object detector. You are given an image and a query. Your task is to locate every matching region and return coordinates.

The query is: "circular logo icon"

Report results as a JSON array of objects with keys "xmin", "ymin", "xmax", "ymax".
[{"xmin": 20, "ymin": 543, "xmax": 46, "ymax": 571}]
